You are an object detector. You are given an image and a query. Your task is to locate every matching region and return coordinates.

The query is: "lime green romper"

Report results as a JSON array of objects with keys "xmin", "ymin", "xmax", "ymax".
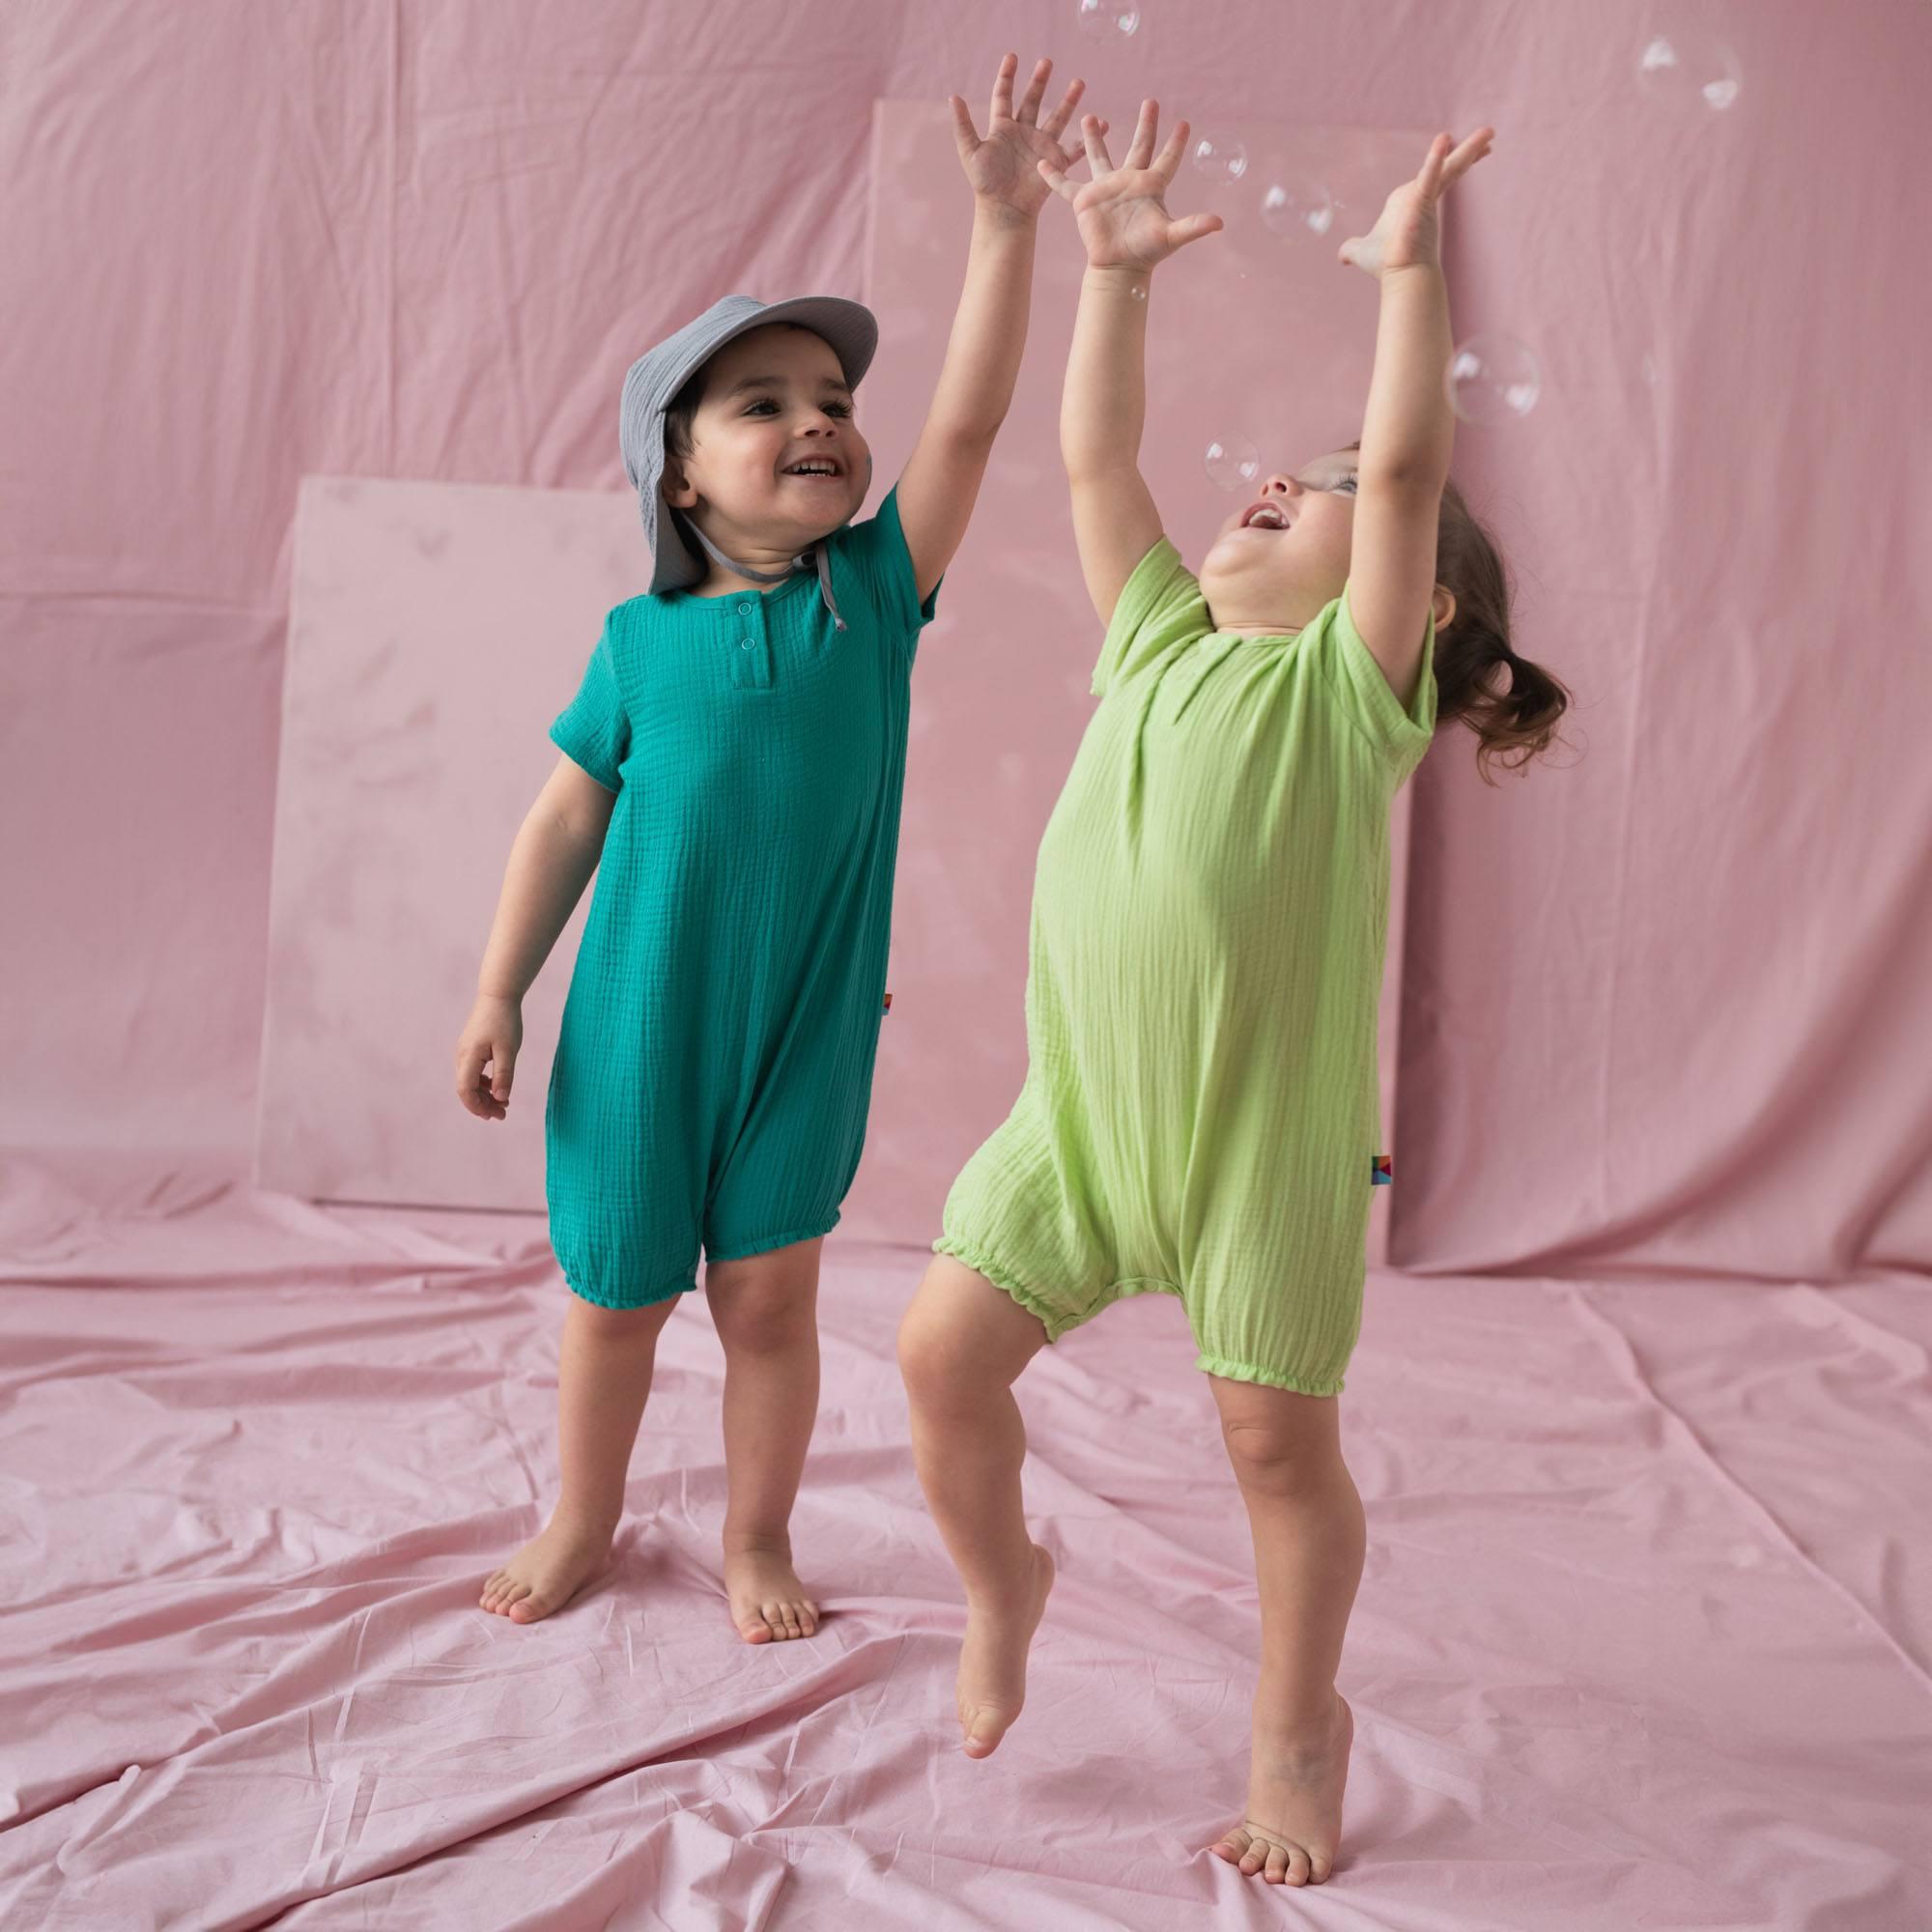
[
  {"xmin": 545, "ymin": 482, "xmax": 941, "ymax": 1309},
  {"xmin": 934, "ymin": 534, "xmax": 1435, "ymax": 1395}
]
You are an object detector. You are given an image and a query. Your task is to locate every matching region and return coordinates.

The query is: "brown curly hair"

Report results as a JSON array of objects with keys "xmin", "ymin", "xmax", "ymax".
[{"xmin": 1346, "ymin": 441, "xmax": 1571, "ymax": 784}]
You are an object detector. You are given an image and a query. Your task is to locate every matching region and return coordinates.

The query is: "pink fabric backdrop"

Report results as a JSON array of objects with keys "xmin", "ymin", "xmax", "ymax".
[{"xmin": 4, "ymin": 2, "xmax": 1928, "ymax": 1925}]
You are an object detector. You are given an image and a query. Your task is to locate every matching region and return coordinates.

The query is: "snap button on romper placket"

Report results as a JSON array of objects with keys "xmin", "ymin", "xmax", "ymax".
[{"xmin": 730, "ymin": 595, "xmax": 774, "ymax": 690}]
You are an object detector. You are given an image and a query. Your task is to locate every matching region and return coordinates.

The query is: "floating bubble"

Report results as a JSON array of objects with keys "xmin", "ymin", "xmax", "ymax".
[
  {"xmin": 1260, "ymin": 177, "xmax": 1334, "ymax": 240},
  {"xmin": 1637, "ymin": 31, "xmax": 1741, "ymax": 113},
  {"xmin": 1075, "ymin": 0, "xmax": 1141, "ymax": 44},
  {"xmin": 1204, "ymin": 435, "xmax": 1262, "ymax": 491},
  {"xmin": 1445, "ymin": 334, "xmax": 1541, "ymax": 425},
  {"xmin": 1188, "ymin": 132, "xmax": 1247, "ymax": 185}
]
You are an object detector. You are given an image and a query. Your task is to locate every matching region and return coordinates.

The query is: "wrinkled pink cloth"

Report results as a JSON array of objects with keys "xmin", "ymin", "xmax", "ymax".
[{"xmin": 2, "ymin": 1150, "xmax": 1926, "ymax": 1928}]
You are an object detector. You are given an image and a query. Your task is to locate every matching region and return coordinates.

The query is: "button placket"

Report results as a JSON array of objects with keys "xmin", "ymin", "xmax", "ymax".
[{"xmin": 728, "ymin": 595, "xmax": 774, "ymax": 690}]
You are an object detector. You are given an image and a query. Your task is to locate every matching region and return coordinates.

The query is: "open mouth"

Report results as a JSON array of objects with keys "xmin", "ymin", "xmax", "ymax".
[
  {"xmin": 1239, "ymin": 501, "xmax": 1290, "ymax": 530},
  {"xmin": 781, "ymin": 459, "xmax": 844, "ymax": 482}
]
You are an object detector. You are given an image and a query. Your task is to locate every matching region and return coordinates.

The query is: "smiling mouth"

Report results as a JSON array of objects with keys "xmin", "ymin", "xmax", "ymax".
[{"xmin": 1239, "ymin": 503, "xmax": 1291, "ymax": 530}]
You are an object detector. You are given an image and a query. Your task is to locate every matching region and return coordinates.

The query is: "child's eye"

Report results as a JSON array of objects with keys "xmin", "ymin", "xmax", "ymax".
[
  {"xmin": 747, "ymin": 399, "xmax": 852, "ymax": 417},
  {"xmin": 1333, "ymin": 475, "xmax": 1359, "ymax": 496}
]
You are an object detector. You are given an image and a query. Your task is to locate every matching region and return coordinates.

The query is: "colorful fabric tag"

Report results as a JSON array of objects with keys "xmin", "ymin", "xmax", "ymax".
[
  {"xmin": 1370, "ymin": 1153, "xmax": 1393, "ymax": 1185},
  {"xmin": 882, "ymin": 991, "xmax": 893, "ymax": 1014}
]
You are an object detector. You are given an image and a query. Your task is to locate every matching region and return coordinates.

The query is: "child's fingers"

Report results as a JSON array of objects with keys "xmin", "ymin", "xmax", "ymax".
[
  {"xmin": 1059, "ymin": 116, "xmax": 1106, "ymax": 173},
  {"xmin": 946, "ymin": 95, "xmax": 981, "ymax": 167},
  {"xmin": 1012, "ymin": 54, "xmax": 1055, "ymax": 126},
  {"xmin": 1152, "ymin": 116, "xmax": 1190, "ymax": 182},
  {"xmin": 1037, "ymin": 155, "xmax": 1072, "ymax": 198},
  {"xmin": 1124, "ymin": 97, "xmax": 1159, "ymax": 172},
  {"xmin": 1166, "ymin": 211, "xmax": 1224, "ymax": 251},
  {"xmin": 988, "ymin": 50, "xmax": 1018, "ymax": 128},
  {"xmin": 1039, "ymin": 71, "xmax": 1086, "ymax": 140},
  {"xmin": 1080, "ymin": 110, "xmax": 1114, "ymax": 174},
  {"xmin": 1416, "ymin": 132, "xmax": 1450, "ymax": 196},
  {"xmin": 1437, "ymin": 127, "xmax": 1495, "ymax": 188}
]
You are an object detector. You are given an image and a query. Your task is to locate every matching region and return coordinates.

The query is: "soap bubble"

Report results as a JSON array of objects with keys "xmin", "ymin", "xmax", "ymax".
[
  {"xmin": 1637, "ymin": 31, "xmax": 1741, "ymax": 113},
  {"xmin": 1204, "ymin": 435, "xmax": 1262, "ymax": 491},
  {"xmin": 1260, "ymin": 177, "xmax": 1334, "ymax": 241},
  {"xmin": 1445, "ymin": 334, "xmax": 1541, "ymax": 425},
  {"xmin": 1188, "ymin": 132, "xmax": 1248, "ymax": 185},
  {"xmin": 1075, "ymin": 0, "xmax": 1141, "ymax": 43}
]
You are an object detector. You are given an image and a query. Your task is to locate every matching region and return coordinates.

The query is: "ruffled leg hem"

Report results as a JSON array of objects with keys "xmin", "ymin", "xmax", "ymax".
[
  {"xmin": 930, "ymin": 1234, "xmax": 1070, "ymax": 1344},
  {"xmin": 703, "ymin": 1213, "xmax": 839, "ymax": 1264},
  {"xmin": 1194, "ymin": 1352, "xmax": 1345, "ymax": 1398}
]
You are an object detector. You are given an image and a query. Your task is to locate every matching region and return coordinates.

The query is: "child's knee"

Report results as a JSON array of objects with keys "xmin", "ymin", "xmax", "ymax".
[{"xmin": 898, "ymin": 1255, "xmax": 1044, "ymax": 1408}]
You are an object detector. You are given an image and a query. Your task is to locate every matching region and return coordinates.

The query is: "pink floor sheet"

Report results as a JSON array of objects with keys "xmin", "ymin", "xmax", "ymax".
[{"xmin": 2, "ymin": 1150, "xmax": 1925, "ymax": 1929}]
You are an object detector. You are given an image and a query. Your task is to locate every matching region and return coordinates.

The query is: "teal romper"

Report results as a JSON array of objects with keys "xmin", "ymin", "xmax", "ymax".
[{"xmin": 544, "ymin": 481, "xmax": 942, "ymax": 1309}]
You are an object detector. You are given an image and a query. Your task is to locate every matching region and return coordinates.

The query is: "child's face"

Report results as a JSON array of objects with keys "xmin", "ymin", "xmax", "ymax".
[
  {"xmin": 663, "ymin": 324, "xmax": 870, "ymax": 554},
  {"xmin": 1197, "ymin": 447, "xmax": 1359, "ymax": 637}
]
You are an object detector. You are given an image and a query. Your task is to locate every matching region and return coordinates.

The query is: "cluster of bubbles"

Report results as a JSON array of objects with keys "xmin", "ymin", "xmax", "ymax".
[
  {"xmin": 1187, "ymin": 131, "xmax": 1339, "ymax": 244},
  {"xmin": 1173, "ymin": 16, "xmax": 1744, "ymax": 468}
]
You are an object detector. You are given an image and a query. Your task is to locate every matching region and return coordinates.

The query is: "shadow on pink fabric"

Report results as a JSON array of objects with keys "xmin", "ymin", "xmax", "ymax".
[{"xmin": 1, "ymin": 1149, "xmax": 1927, "ymax": 1927}]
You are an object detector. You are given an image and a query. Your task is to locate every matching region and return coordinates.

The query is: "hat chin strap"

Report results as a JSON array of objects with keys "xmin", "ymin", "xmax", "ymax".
[{"xmin": 678, "ymin": 453, "xmax": 872, "ymax": 634}]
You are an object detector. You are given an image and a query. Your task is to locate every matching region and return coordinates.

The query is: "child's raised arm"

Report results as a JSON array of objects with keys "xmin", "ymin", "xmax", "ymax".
[
  {"xmin": 1038, "ymin": 100, "xmax": 1223, "ymax": 628},
  {"xmin": 893, "ymin": 54, "xmax": 1098, "ymax": 610},
  {"xmin": 1338, "ymin": 128, "xmax": 1494, "ymax": 706}
]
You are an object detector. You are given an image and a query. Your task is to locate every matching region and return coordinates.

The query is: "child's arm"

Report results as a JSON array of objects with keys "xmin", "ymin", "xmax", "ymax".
[
  {"xmin": 1338, "ymin": 128, "xmax": 1494, "ymax": 708},
  {"xmin": 1037, "ymin": 100, "xmax": 1223, "ymax": 628},
  {"xmin": 895, "ymin": 54, "xmax": 1099, "ymax": 608},
  {"xmin": 453, "ymin": 756, "xmax": 614, "ymax": 1121}
]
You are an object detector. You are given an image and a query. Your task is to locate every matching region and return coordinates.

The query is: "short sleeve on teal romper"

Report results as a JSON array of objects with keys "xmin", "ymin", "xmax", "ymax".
[
  {"xmin": 543, "ymin": 482, "xmax": 941, "ymax": 1309},
  {"xmin": 549, "ymin": 609, "xmax": 631, "ymax": 792}
]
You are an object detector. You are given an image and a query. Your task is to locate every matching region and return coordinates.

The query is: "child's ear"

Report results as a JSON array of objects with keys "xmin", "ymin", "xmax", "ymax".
[
  {"xmin": 662, "ymin": 467, "xmax": 696, "ymax": 510},
  {"xmin": 1432, "ymin": 585, "xmax": 1457, "ymax": 634}
]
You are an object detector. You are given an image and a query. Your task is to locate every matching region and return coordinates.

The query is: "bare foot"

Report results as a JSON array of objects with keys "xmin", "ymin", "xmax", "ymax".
[
  {"xmin": 724, "ymin": 1540, "xmax": 819, "ymax": 1643},
  {"xmin": 1210, "ymin": 1690, "xmax": 1354, "ymax": 1886},
  {"xmin": 957, "ymin": 1542, "xmax": 1055, "ymax": 1758},
  {"xmin": 478, "ymin": 1512, "xmax": 615, "ymax": 1624}
]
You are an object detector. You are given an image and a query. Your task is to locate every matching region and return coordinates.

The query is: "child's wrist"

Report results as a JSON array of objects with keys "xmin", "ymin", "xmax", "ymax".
[
  {"xmin": 1082, "ymin": 262, "xmax": 1151, "ymax": 298},
  {"xmin": 973, "ymin": 195, "xmax": 1037, "ymax": 233}
]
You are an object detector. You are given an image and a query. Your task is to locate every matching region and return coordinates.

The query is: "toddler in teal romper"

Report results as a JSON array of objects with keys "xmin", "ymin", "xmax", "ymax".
[
  {"xmin": 545, "ymin": 482, "xmax": 938, "ymax": 1306},
  {"xmin": 459, "ymin": 53, "xmax": 1105, "ymax": 1638}
]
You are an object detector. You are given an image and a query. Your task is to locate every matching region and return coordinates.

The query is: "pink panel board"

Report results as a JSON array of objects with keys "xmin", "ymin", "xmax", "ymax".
[{"xmin": 256, "ymin": 475, "xmax": 642, "ymax": 1208}]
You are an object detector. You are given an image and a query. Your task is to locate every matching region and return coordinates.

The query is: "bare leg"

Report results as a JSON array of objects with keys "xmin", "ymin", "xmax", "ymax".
[
  {"xmin": 897, "ymin": 1254, "xmax": 1054, "ymax": 1757},
  {"xmin": 705, "ymin": 1236, "xmax": 825, "ymax": 1643},
  {"xmin": 1206, "ymin": 1374, "xmax": 1362, "ymax": 1887},
  {"xmin": 479, "ymin": 1289, "xmax": 682, "ymax": 1623}
]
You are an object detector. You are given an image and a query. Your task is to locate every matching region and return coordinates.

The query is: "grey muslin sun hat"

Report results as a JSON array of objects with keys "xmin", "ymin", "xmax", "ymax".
[{"xmin": 619, "ymin": 293, "xmax": 879, "ymax": 630}]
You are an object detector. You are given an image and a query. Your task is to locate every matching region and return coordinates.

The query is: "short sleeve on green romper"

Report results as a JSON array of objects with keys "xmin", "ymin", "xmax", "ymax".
[
  {"xmin": 1091, "ymin": 534, "xmax": 1210, "ymax": 697},
  {"xmin": 1310, "ymin": 582, "xmax": 1439, "ymax": 782},
  {"xmin": 549, "ymin": 608, "xmax": 631, "ymax": 793},
  {"xmin": 832, "ymin": 480, "xmax": 943, "ymax": 656}
]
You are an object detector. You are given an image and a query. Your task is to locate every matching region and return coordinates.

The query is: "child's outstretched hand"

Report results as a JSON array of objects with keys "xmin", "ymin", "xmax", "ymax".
[
  {"xmin": 1338, "ymin": 128, "xmax": 1495, "ymax": 279},
  {"xmin": 951, "ymin": 52, "xmax": 1104, "ymax": 222},
  {"xmin": 1036, "ymin": 99, "xmax": 1224, "ymax": 274}
]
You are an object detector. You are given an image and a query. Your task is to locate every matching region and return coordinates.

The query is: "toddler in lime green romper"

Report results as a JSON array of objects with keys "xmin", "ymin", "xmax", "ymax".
[
  {"xmin": 933, "ymin": 526, "xmax": 1435, "ymax": 1396},
  {"xmin": 898, "ymin": 106, "xmax": 1567, "ymax": 1889}
]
